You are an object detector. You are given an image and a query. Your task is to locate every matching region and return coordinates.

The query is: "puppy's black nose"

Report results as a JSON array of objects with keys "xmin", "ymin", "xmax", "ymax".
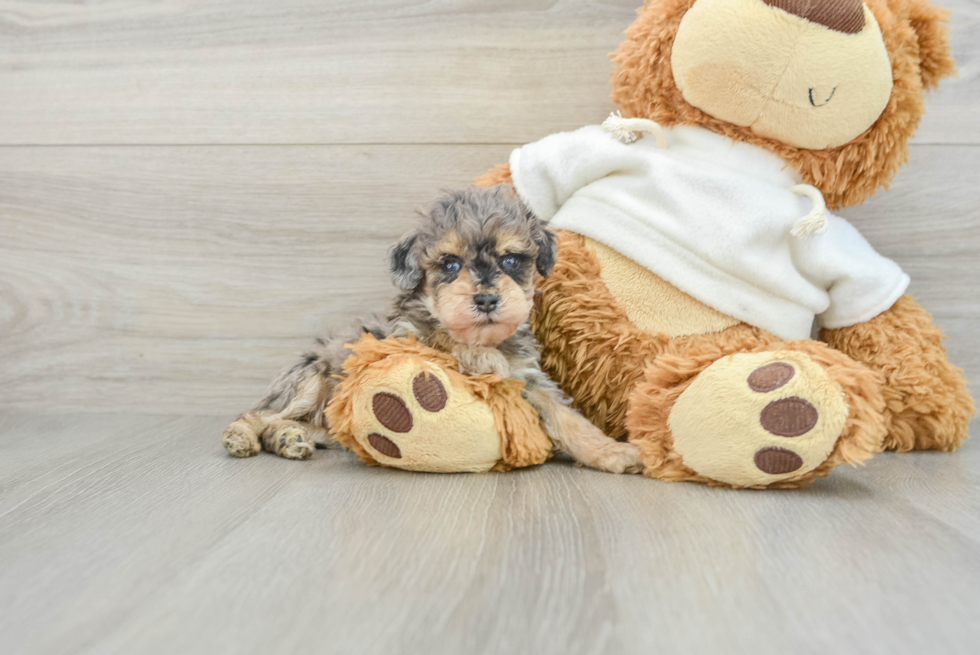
[{"xmin": 473, "ymin": 294, "xmax": 499, "ymax": 314}]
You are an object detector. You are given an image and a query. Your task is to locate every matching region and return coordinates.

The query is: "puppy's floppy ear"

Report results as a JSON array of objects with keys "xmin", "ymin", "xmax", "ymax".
[
  {"xmin": 388, "ymin": 232, "xmax": 422, "ymax": 290},
  {"xmin": 532, "ymin": 221, "xmax": 558, "ymax": 278}
]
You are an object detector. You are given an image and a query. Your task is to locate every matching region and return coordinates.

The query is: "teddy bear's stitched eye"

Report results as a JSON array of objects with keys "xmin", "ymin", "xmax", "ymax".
[
  {"xmin": 500, "ymin": 254, "xmax": 521, "ymax": 272},
  {"xmin": 441, "ymin": 257, "xmax": 462, "ymax": 275}
]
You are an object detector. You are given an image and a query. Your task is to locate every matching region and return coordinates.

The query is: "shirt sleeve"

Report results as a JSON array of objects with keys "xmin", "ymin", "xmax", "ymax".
[
  {"xmin": 795, "ymin": 214, "xmax": 910, "ymax": 330},
  {"xmin": 509, "ymin": 125, "xmax": 646, "ymax": 222}
]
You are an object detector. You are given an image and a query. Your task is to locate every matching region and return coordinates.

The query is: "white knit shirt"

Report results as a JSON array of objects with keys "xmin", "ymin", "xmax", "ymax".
[{"xmin": 510, "ymin": 124, "xmax": 908, "ymax": 340}]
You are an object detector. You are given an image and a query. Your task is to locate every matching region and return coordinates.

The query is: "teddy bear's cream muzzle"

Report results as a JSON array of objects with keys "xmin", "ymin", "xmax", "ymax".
[{"xmin": 671, "ymin": 0, "xmax": 893, "ymax": 150}]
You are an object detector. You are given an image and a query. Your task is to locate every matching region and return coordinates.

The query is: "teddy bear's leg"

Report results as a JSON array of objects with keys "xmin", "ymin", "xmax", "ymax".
[
  {"xmin": 627, "ymin": 338, "xmax": 887, "ymax": 489},
  {"xmin": 325, "ymin": 335, "xmax": 552, "ymax": 472},
  {"xmin": 335, "ymin": 357, "xmax": 502, "ymax": 471},
  {"xmin": 822, "ymin": 295, "xmax": 975, "ymax": 453}
]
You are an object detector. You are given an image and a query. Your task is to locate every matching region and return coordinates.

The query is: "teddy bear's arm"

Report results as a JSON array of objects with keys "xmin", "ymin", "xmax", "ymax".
[
  {"xmin": 475, "ymin": 164, "xmax": 512, "ymax": 188},
  {"xmin": 821, "ymin": 295, "xmax": 974, "ymax": 452}
]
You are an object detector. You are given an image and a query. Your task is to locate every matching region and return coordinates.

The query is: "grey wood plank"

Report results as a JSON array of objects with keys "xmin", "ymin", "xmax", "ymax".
[
  {"xmin": 913, "ymin": 0, "xmax": 980, "ymax": 145},
  {"xmin": 0, "ymin": 0, "xmax": 975, "ymax": 146},
  {"xmin": 0, "ymin": 414, "xmax": 977, "ymax": 655},
  {"xmin": 0, "ymin": 0, "xmax": 629, "ymax": 146},
  {"xmin": 2, "ymin": 143, "xmax": 977, "ymax": 415},
  {"xmin": 0, "ymin": 144, "xmax": 509, "ymax": 414}
]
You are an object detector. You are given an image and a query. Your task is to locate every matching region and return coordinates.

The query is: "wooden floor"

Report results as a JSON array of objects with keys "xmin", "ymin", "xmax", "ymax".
[
  {"xmin": 0, "ymin": 414, "xmax": 978, "ymax": 655},
  {"xmin": 2, "ymin": 0, "xmax": 979, "ymax": 653}
]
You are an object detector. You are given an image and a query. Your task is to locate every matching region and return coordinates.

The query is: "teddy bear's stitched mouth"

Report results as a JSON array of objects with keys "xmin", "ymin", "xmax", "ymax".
[{"xmin": 808, "ymin": 86, "xmax": 837, "ymax": 107}]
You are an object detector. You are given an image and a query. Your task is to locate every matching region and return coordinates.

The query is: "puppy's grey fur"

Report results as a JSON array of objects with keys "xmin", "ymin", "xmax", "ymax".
[{"xmin": 222, "ymin": 185, "xmax": 642, "ymax": 473}]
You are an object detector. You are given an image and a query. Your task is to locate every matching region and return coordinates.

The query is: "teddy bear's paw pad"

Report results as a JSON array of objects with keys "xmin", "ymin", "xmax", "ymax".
[
  {"xmin": 759, "ymin": 397, "xmax": 819, "ymax": 437},
  {"xmin": 747, "ymin": 362, "xmax": 794, "ymax": 392},
  {"xmin": 412, "ymin": 373, "xmax": 448, "ymax": 412},
  {"xmin": 372, "ymin": 392, "xmax": 414, "ymax": 433},
  {"xmin": 753, "ymin": 446, "xmax": 804, "ymax": 475},
  {"xmin": 367, "ymin": 433, "xmax": 401, "ymax": 459},
  {"xmin": 351, "ymin": 361, "xmax": 501, "ymax": 473},
  {"xmin": 668, "ymin": 351, "xmax": 849, "ymax": 487},
  {"xmin": 268, "ymin": 426, "xmax": 315, "ymax": 460}
]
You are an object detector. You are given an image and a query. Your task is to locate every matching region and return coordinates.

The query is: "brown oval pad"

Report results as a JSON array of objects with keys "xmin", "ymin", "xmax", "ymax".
[
  {"xmin": 367, "ymin": 433, "xmax": 402, "ymax": 459},
  {"xmin": 372, "ymin": 392, "xmax": 413, "ymax": 433},
  {"xmin": 747, "ymin": 362, "xmax": 795, "ymax": 393},
  {"xmin": 413, "ymin": 373, "xmax": 448, "ymax": 413},
  {"xmin": 754, "ymin": 447, "xmax": 803, "ymax": 475},
  {"xmin": 760, "ymin": 396, "xmax": 818, "ymax": 437}
]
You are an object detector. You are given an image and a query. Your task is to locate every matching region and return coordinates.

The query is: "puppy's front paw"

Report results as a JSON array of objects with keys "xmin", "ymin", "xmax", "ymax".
[
  {"xmin": 453, "ymin": 346, "xmax": 510, "ymax": 378},
  {"xmin": 592, "ymin": 441, "xmax": 645, "ymax": 475}
]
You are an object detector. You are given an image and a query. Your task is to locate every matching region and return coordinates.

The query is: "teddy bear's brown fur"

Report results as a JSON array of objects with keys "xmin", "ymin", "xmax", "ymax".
[
  {"xmin": 326, "ymin": 334, "xmax": 553, "ymax": 471},
  {"xmin": 609, "ymin": 0, "xmax": 955, "ymax": 211},
  {"xmin": 476, "ymin": 0, "xmax": 973, "ymax": 487}
]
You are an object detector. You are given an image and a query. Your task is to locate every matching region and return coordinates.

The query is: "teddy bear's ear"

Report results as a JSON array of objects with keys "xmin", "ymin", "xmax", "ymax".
[{"xmin": 908, "ymin": 0, "xmax": 956, "ymax": 90}]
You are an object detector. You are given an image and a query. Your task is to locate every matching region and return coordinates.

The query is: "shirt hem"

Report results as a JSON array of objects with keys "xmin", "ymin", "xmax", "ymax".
[{"xmin": 818, "ymin": 273, "xmax": 911, "ymax": 330}]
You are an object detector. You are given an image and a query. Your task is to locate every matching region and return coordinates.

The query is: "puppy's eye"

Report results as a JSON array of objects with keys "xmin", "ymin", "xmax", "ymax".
[
  {"xmin": 499, "ymin": 254, "xmax": 522, "ymax": 272},
  {"xmin": 441, "ymin": 257, "xmax": 462, "ymax": 275}
]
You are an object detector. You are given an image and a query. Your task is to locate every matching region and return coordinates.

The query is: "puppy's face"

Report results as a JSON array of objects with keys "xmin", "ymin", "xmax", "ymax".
[
  {"xmin": 389, "ymin": 186, "xmax": 557, "ymax": 347},
  {"xmin": 422, "ymin": 226, "xmax": 537, "ymax": 347}
]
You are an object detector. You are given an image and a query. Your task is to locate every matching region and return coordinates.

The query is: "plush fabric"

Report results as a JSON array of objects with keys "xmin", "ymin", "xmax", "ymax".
[
  {"xmin": 510, "ymin": 124, "xmax": 909, "ymax": 340},
  {"xmin": 627, "ymin": 335, "xmax": 887, "ymax": 489},
  {"xmin": 823, "ymin": 295, "xmax": 975, "ymax": 452},
  {"xmin": 326, "ymin": 334, "xmax": 552, "ymax": 472},
  {"xmin": 610, "ymin": 0, "xmax": 955, "ymax": 210},
  {"xmin": 664, "ymin": 349, "xmax": 852, "ymax": 487},
  {"xmin": 470, "ymin": 0, "xmax": 975, "ymax": 489},
  {"xmin": 523, "ymin": 232, "xmax": 887, "ymax": 488},
  {"xmin": 671, "ymin": 0, "xmax": 894, "ymax": 149},
  {"xmin": 587, "ymin": 238, "xmax": 738, "ymax": 338}
]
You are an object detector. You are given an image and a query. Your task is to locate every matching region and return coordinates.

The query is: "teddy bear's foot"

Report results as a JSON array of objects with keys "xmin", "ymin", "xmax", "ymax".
[
  {"xmin": 326, "ymin": 335, "xmax": 553, "ymax": 473},
  {"xmin": 342, "ymin": 357, "xmax": 503, "ymax": 472},
  {"xmin": 667, "ymin": 351, "xmax": 850, "ymax": 487},
  {"xmin": 628, "ymin": 342, "xmax": 887, "ymax": 489}
]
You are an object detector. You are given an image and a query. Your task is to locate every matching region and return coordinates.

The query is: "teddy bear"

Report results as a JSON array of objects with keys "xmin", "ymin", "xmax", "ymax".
[{"xmin": 327, "ymin": 0, "xmax": 974, "ymax": 487}]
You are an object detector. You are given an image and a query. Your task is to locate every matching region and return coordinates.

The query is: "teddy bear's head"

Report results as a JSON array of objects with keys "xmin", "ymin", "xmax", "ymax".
[{"xmin": 611, "ymin": 0, "xmax": 955, "ymax": 209}]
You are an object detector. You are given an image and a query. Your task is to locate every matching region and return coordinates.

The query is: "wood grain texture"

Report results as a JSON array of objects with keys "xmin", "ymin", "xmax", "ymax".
[
  {"xmin": 0, "ymin": 413, "xmax": 977, "ymax": 655},
  {"xmin": 2, "ymin": 143, "xmax": 977, "ymax": 415},
  {"xmin": 0, "ymin": 0, "xmax": 976, "ymax": 146},
  {"xmin": 0, "ymin": 0, "xmax": 629, "ymax": 145},
  {"xmin": 1, "ymin": 3, "xmax": 977, "ymax": 654},
  {"xmin": 0, "ymin": 144, "xmax": 508, "ymax": 413}
]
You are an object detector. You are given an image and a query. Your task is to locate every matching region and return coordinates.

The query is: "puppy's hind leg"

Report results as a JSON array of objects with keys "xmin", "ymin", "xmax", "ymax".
[
  {"xmin": 260, "ymin": 417, "xmax": 318, "ymax": 460},
  {"xmin": 222, "ymin": 344, "xmax": 338, "ymax": 460},
  {"xmin": 222, "ymin": 411, "xmax": 264, "ymax": 458},
  {"xmin": 222, "ymin": 411, "xmax": 324, "ymax": 461}
]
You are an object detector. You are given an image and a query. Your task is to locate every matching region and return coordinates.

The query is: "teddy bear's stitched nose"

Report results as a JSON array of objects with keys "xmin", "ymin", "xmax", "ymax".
[{"xmin": 762, "ymin": 0, "xmax": 865, "ymax": 34}]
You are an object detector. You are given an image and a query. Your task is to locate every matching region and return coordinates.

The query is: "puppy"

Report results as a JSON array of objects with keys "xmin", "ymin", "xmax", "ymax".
[{"xmin": 222, "ymin": 185, "xmax": 642, "ymax": 474}]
